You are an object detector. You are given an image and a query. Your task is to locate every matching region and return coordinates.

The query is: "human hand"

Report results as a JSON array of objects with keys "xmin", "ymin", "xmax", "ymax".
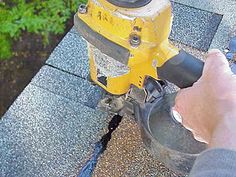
[{"xmin": 174, "ymin": 49, "xmax": 236, "ymax": 150}]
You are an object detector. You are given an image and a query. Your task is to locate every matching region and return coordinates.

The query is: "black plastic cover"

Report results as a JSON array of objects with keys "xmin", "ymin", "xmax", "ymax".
[
  {"xmin": 107, "ymin": 0, "xmax": 151, "ymax": 8},
  {"xmin": 157, "ymin": 50, "xmax": 204, "ymax": 88}
]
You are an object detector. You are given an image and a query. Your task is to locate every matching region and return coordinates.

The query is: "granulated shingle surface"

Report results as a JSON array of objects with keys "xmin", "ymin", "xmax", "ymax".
[
  {"xmin": 93, "ymin": 117, "xmax": 184, "ymax": 177},
  {"xmin": 31, "ymin": 65, "xmax": 104, "ymax": 109},
  {"xmin": 46, "ymin": 30, "xmax": 89, "ymax": 79},
  {"xmin": 0, "ymin": 84, "xmax": 109, "ymax": 177},
  {"xmin": 172, "ymin": 0, "xmax": 236, "ymax": 50},
  {"xmin": 170, "ymin": 2, "xmax": 223, "ymax": 51}
]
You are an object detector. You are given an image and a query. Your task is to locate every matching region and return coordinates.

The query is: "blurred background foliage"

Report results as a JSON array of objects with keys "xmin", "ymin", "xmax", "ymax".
[{"xmin": 0, "ymin": 0, "xmax": 87, "ymax": 60}]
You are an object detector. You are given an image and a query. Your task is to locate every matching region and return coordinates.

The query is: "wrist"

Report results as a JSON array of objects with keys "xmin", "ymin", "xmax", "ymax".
[{"xmin": 209, "ymin": 117, "xmax": 236, "ymax": 150}]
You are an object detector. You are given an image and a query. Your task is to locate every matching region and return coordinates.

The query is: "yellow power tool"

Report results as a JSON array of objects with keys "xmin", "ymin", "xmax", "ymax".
[
  {"xmin": 74, "ymin": 0, "xmax": 203, "ymax": 95},
  {"xmin": 74, "ymin": 0, "xmax": 207, "ymax": 174}
]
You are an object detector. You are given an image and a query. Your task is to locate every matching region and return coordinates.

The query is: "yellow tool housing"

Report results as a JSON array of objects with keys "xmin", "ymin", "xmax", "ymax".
[{"xmin": 75, "ymin": 0, "xmax": 180, "ymax": 95}]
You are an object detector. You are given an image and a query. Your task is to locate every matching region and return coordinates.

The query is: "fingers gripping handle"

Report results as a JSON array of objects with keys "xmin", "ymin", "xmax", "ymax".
[{"xmin": 157, "ymin": 50, "xmax": 204, "ymax": 89}]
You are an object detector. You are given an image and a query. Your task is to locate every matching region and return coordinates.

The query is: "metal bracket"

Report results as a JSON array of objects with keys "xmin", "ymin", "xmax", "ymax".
[
  {"xmin": 120, "ymin": 77, "xmax": 167, "ymax": 117},
  {"xmin": 143, "ymin": 77, "xmax": 167, "ymax": 103},
  {"xmin": 97, "ymin": 77, "xmax": 167, "ymax": 117}
]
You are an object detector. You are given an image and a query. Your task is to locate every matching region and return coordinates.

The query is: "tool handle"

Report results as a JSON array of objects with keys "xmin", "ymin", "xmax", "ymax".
[
  {"xmin": 157, "ymin": 50, "xmax": 236, "ymax": 88},
  {"xmin": 156, "ymin": 50, "xmax": 202, "ymax": 88}
]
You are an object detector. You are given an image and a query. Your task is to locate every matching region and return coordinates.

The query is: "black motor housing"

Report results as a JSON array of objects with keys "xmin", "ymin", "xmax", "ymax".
[{"xmin": 107, "ymin": 0, "xmax": 151, "ymax": 8}]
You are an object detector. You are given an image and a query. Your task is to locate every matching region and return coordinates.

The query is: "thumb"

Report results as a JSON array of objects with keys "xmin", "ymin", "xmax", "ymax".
[{"xmin": 203, "ymin": 49, "xmax": 231, "ymax": 76}]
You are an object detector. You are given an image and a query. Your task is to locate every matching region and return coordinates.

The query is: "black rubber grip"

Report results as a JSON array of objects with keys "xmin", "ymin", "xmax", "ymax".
[{"xmin": 157, "ymin": 50, "xmax": 204, "ymax": 88}]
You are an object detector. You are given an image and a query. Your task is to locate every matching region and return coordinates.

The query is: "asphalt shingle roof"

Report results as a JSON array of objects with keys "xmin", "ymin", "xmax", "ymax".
[
  {"xmin": 0, "ymin": 84, "xmax": 109, "ymax": 177},
  {"xmin": 1, "ymin": 1, "xmax": 235, "ymax": 176}
]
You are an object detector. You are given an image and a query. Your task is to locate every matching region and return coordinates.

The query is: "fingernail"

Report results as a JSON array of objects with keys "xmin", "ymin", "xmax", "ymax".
[
  {"xmin": 194, "ymin": 135, "xmax": 208, "ymax": 144},
  {"xmin": 172, "ymin": 109, "xmax": 182, "ymax": 123},
  {"xmin": 184, "ymin": 125, "xmax": 193, "ymax": 132}
]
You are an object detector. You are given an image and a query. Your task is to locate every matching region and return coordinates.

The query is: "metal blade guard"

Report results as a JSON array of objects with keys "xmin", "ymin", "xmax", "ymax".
[{"xmin": 134, "ymin": 91, "xmax": 207, "ymax": 175}]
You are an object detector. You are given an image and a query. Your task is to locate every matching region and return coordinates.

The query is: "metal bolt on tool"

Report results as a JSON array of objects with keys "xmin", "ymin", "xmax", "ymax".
[
  {"xmin": 129, "ymin": 34, "xmax": 141, "ymax": 47},
  {"xmin": 79, "ymin": 4, "xmax": 87, "ymax": 14}
]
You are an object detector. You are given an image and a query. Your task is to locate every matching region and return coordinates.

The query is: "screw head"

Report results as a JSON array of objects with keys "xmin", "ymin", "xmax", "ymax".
[
  {"xmin": 129, "ymin": 34, "xmax": 141, "ymax": 47},
  {"xmin": 79, "ymin": 4, "xmax": 87, "ymax": 14}
]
